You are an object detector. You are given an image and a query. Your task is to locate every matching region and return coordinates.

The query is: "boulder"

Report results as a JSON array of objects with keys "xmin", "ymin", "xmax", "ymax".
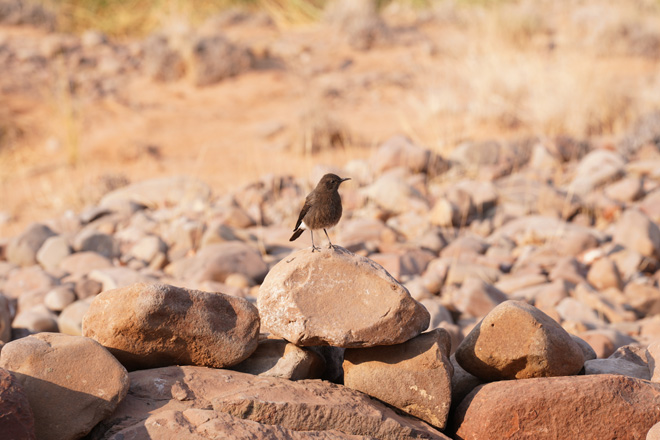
[
  {"xmin": 455, "ymin": 300, "xmax": 585, "ymax": 381},
  {"xmin": 258, "ymin": 246, "xmax": 429, "ymax": 347},
  {"xmin": 584, "ymin": 358, "xmax": 650, "ymax": 380},
  {"xmin": 451, "ymin": 375, "xmax": 660, "ymax": 439},
  {"xmin": 83, "ymin": 283, "xmax": 260, "ymax": 370},
  {"xmin": 613, "ymin": 209, "xmax": 660, "ymax": 259},
  {"xmin": 89, "ymin": 365, "xmax": 447, "ymax": 439},
  {"xmin": 0, "ymin": 333, "xmax": 129, "ymax": 440},
  {"xmin": 343, "ymin": 329, "xmax": 454, "ymax": 429}
]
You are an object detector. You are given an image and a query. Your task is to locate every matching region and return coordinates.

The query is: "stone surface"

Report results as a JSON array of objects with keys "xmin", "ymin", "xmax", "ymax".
[
  {"xmin": 231, "ymin": 338, "xmax": 325, "ymax": 380},
  {"xmin": 569, "ymin": 149, "xmax": 625, "ymax": 196},
  {"xmin": 58, "ymin": 297, "xmax": 94, "ymax": 336},
  {"xmin": 587, "ymin": 257, "xmax": 623, "ymax": 291},
  {"xmin": 43, "ymin": 285, "xmax": 76, "ymax": 312},
  {"xmin": 452, "ymin": 277, "xmax": 507, "ymax": 318},
  {"xmin": 35, "ymin": 235, "xmax": 71, "ymax": 271},
  {"xmin": 0, "ymin": 333, "xmax": 129, "ymax": 440},
  {"xmin": 613, "ymin": 209, "xmax": 660, "ymax": 259},
  {"xmin": 83, "ymin": 283, "xmax": 260, "ymax": 370},
  {"xmin": 59, "ymin": 251, "xmax": 113, "ymax": 277},
  {"xmin": 451, "ymin": 375, "xmax": 660, "ymax": 439},
  {"xmin": 0, "ymin": 294, "xmax": 11, "ymax": 343},
  {"xmin": 343, "ymin": 329, "xmax": 454, "ymax": 429},
  {"xmin": 6, "ymin": 223, "xmax": 57, "ymax": 267},
  {"xmin": 455, "ymin": 300, "xmax": 585, "ymax": 381},
  {"xmin": 584, "ymin": 358, "xmax": 650, "ymax": 380},
  {"xmin": 0, "ymin": 368, "xmax": 36, "ymax": 440},
  {"xmin": 90, "ymin": 365, "xmax": 447, "ymax": 439},
  {"xmin": 258, "ymin": 246, "xmax": 430, "ymax": 348}
]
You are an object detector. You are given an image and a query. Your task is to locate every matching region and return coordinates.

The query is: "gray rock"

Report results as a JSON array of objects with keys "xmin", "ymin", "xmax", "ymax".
[
  {"xmin": 6, "ymin": 223, "xmax": 56, "ymax": 267},
  {"xmin": 36, "ymin": 235, "xmax": 71, "ymax": 271}
]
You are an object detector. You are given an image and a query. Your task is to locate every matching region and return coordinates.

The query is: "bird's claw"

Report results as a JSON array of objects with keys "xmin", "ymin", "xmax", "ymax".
[{"xmin": 311, "ymin": 245, "xmax": 322, "ymax": 252}]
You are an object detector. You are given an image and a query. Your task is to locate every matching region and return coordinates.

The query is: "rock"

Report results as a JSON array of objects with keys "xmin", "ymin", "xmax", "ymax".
[
  {"xmin": 420, "ymin": 297, "xmax": 454, "ymax": 329},
  {"xmin": 613, "ymin": 209, "xmax": 660, "ymax": 259},
  {"xmin": 89, "ymin": 266, "xmax": 159, "ymax": 291},
  {"xmin": 604, "ymin": 176, "xmax": 644, "ymax": 202},
  {"xmin": 128, "ymin": 234, "xmax": 168, "ymax": 263},
  {"xmin": 452, "ymin": 277, "xmax": 507, "ymax": 318},
  {"xmin": 364, "ymin": 173, "xmax": 428, "ymax": 215},
  {"xmin": 487, "ymin": 215, "xmax": 604, "ymax": 246},
  {"xmin": 640, "ymin": 189, "xmax": 660, "ymax": 223},
  {"xmin": 167, "ymin": 241, "xmax": 268, "ymax": 284},
  {"xmin": 573, "ymin": 282, "xmax": 637, "ymax": 323},
  {"xmin": 74, "ymin": 277, "xmax": 103, "ymax": 299},
  {"xmin": 0, "ymin": 294, "xmax": 11, "ymax": 343},
  {"xmin": 445, "ymin": 262, "xmax": 501, "ymax": 285},
  {"xmin": 343, "ymin": 329, "xmax": 454, "ymax": 429},
  {"xmin": 90, "ymin": 366, "xmax": 447, "ymax": 439},
  {"xmin": 610, "ymin": 344, "xmax": 649, "ymax": 366},
  {"xmin": 578, "ymin": 328, "xmax": 637, "ymax": 358},
  {"xmin": 73, "ymin": 231, "xmax": 120, "ymax": 259},
  {"xmin": 12, "ymin": 305, "xmax": 59, "ymax": 336},
  {"xmin": 100, "ymin": 176, "xmax": 211, "ymax": 211},
  {"xmin": 43, "ymin": 285, "xmax": 76, "ymax": 312},
  {"xmin": 3, "ymin": 265, "xmax": 57, "ymax": 299},
  {"xmin": 59, "ymin": 251, "xmax": 113, "ymax": 278},
  {"xmin": 587, "ymin": 257, "xmax": 623, "ymax": 290},
  {"xmin": 5, "ymin": 223, "xmax": 56, "ymax": 267},
  {"xmin": 190, "ymin": 34, "xmax": 253, "ymax": 86},
  {"xmin": 569, "ymin": 149, "xmax": 625, "ymax": 196},
  {"xmin": 572, "ymin": 335, "xmax": 598, "ymax": 361},
  {"xmin": 35, "ymin": 235, "xmax": 71, "ymax": 271},
  {"xmin": 649, "ymin": 421, "xmax": 660, "ymax": 440},
  {"xmin": 647, "ymin": 340, "xmax": 660, "ymax": 382},
  {"xmin": 584, "ymin": 358, "xmax": 650, "ymax": 380},
  {"xmin": 451, "ymin": 375, "xmax": 660, "ymax": 439},
  {"xmin": 83, "ymin": 283, "xmax": 260, "ymax": 370},
  {"xmin": 555, "ymin": 297, "xmax": 604, "ymax": 328},
  {"xmin": 58, "ymin": 297, "xmax": 94, "ymax": 336},
  {"xmin": 369, "ymin": 135, "xmax": 446, "ymax": 176},
  {"xmin": 450, "ymin": 355, "xmax": 483, "ymax": 409},
  {"xmin": 231, "ymin": 338, "xmax": 325, "ymax": 380},
  {"xmin": 455, "ymin": 300, "xmax": 585, "ymax": 381},
  {"xmin": 258, "ymin": 246, "xmax": 430, "ymax": 348},
  {"xmin": 0, "ymin": 333, "xmax": 129, "ymax": 440},
  {"xmin": 308, "ymin": 345, "xmax": 345, "ymax": 383},
  {"xmin": 0, "ymin": 368, "xmax": 36, "ymax": 440}
]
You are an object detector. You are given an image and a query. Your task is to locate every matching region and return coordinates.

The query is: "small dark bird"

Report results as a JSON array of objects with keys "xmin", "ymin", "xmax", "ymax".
[{"xmin": 290, "ymin": 173, "xmax": 351, "ymax": 251}]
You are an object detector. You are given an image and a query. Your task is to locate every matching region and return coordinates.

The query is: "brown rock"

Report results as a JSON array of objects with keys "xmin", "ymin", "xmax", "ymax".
[
  {"xmin": 604, "ymin": 176, "xmax": 644, "ymax": 202},
  {"xmin": 231, "ymin": 338, "xmax": 325, "ymax": 380},
  {"xmin": 624, "ymin": 282, "xmax": 660, "ymax": 317},
  {"xmin": 90, "ymin": 365, "xmax": 447, "ymax": 439},
  {"xmin": 3, "ymin": 265, "xmax": 57, "ymax": 299},
  {"xmin": 35, "ymin": 235, "xmax": 71, "ymax": 271},
  {"xmin": 0, "ymin": 368, "xmax": 36, "ymax": 440},
  {"xmin": 6, "ymin": 223, "xmax": 57, "ymax": 267},
  {"xmin": 258, "ymin": 246, "xmax": 429, "ymax": 348},
  {"xmin": 59, "ymin": 251, "xmax": 113, "ymax": 278},
  {"xmin": 58, "ymin": 297, "xmax": 94, "ymax": 336},
  {"xmin": 578, "ymin": 328, "xmax": 637, "ymax": 359},
  {"xmin": 587, "ymin": 257, "xmax": 623, "ymax": 290},
  {"xmin": 455, "ymin": 300, "xmax": 585, "ymax": 381},
  {"xmin": 167, "ymin": 241, "xmax": 268, "ymax": 284},
  {"xmin": 452, "ymin": 277, "xmax": 507, "ymax": 318},
  {"xmin": 89, "ymin": 266, "xmax": 159, "ymax": 291},
  {"xmin": 12, "ymin": 305, "xmax": 59, "ymax": 336},
  {"xmin": 344, "ymin": 329, "xmax": 453, "ymax": 429},
  {"xmin": 649, "ymin": 421, "xmax": 660, "ymax": 440},
  {"xmin": 0, "ymin": 333, "xmax": 129, "ymax": 440},
  {"xmin": 613, "ymin": 209, "xmax": 660, "ymax": 259},
  {"xmin": 571, "ymin": 334, "xmax": 597, "ymax": 361},
  {"xmin": 451, "ymin": 375, "xmax": 660, "ymax": 439},
  {"xmin": 647, "ymin": 340, "xmax": 660, "ymax": 382},
  {"xmin": 43, "ymin": 285, "xmax": 76, "ymax": 312},
  {"xmin": 83, "ymin": 283, "xmax": 260, "ymax": 370}
]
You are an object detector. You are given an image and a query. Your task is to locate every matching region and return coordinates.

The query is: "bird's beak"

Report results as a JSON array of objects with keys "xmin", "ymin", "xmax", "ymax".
[{"xmin": 341, "ymin": 177, "xmax": 351, "ymax": 183}]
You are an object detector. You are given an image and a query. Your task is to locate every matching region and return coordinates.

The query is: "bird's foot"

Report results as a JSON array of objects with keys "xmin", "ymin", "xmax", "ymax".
[
  {"xmin": 311, "ymin": 245, "xmax": 322, "ymax": 252},
  {"xmin": 327, "ymin": 243, "xmax": 336, "ymax": 250}
]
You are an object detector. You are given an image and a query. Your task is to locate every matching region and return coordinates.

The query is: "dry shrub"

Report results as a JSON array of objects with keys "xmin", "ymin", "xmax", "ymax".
[{"xmin": 292, "ymin": 104, "xmax": 351, "ymax": 155}]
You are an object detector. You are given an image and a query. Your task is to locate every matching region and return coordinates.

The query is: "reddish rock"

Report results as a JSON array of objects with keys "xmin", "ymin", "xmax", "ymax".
[
  {"xmin": 5, "ymin": 223, "xmax": 57, "ymax": 267},
  {"xmin": 0, "ymin": 333, "xmax": 129, "ymax": 440},
  {"xmin": 451, "ymin": 375, "xmax": 660, "ymax": 440},
  {"xmin": 452, "ymin": 277, "xmax": 507, "ymax": 318},
  {"xmin": 258, "ymin": 246, "xmax": 429, "ymax": 348},
  {"xmin": 613, "ymin": 209, "xmax": 660, "ymax": 259},
  {"xmin": 0, "ymin": 368, "xmax": 36, "ymax": 440},
  {"xmin": 83, "ymin": 283, "xmax": 260, "ymax": 370},
  {"xmin": 231, "ymin": 338, "xmax": 325, "ymax": 380},
  {"xmin": 59, "ymin": 251, "xmax": 113, "ymax": 278},
  {"xmin": 3, "ymin": 266, "xmax": 57, "ymax": 299},
  {"xmin": 455, "ymin": 300, "xmax": 584, "ymax": 381},
  {"xmin": 58, "ymin": 297, "xmax": 94, "ymax": 336},
  {"xmin": 90, "ymin": 366, "xmax": 447, "ymax": 440},
  {"xmin": 344, "ymin": 329, "xmax": 454, "ymax": 429},
  {"xmin": 587, "ymin": 257, "xmax": 623, "ymax": 290}
]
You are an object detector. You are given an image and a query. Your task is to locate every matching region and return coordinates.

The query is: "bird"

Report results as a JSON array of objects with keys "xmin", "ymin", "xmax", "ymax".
[{"xmin": 290, "ymin": 173, "xmax": 351, "ymax": 252}]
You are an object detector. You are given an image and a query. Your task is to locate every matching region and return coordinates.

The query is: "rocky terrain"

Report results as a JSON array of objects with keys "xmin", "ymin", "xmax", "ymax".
[
  {"xmin": 2, "ymin": 0, "xmax": 660, "ymax": 439},
  {"xmin": 1, "ymin": 132, "xmax": 660, "ymax": 438}
]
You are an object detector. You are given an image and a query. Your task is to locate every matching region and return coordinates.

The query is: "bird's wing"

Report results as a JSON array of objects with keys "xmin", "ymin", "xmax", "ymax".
[{"xmin": 293, "ymin": 197, "xmax": 312, "ymax": 231}]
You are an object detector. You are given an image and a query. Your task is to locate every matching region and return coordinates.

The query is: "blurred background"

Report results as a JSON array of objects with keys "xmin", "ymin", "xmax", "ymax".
[{"xmin": 1, "ymin": 0, "xmax": 660, "ymax": 237}]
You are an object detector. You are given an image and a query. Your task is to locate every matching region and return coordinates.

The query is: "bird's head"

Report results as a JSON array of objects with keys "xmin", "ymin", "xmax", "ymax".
[{"xmin": 319, "ymin": 173, "xmax": 351, "ymax": 191}]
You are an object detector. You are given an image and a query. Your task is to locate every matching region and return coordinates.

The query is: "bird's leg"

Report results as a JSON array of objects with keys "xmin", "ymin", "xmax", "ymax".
[
  {"xmin": 324, "ymin": 229, "xmax": 335, "ymax": 249},
  {"xmin": 311, "ymin": 230, "xmax": 321, "ymax": 252}
]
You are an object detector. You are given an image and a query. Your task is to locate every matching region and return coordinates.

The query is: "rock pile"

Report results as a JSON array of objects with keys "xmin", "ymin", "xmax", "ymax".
[{"xmin": 2, "ymin": 126, "xmax": 660, "ymax": 437}]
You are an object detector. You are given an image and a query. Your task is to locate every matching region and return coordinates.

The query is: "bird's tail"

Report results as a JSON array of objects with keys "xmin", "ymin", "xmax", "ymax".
[{"xmin": 289, "ymin": 229, "xmax": 304, "ymax": 242}]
